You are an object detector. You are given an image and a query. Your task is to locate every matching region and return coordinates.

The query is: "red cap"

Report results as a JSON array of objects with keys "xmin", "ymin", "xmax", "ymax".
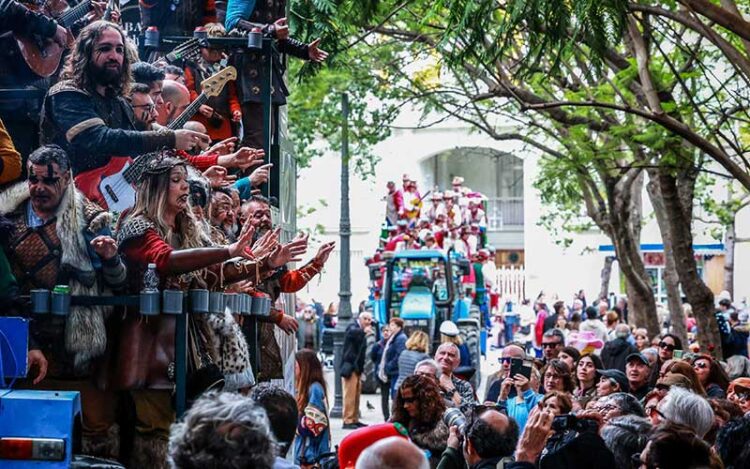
[{"xmin": 337, "ymin": 423, "xmax": 408, "ymax": 469}]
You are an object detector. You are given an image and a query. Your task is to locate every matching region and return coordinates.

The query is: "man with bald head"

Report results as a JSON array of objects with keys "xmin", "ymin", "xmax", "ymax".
[
  {"xmin": 356, "ymin": 436, "xmax": 429, "ymax": 469},
  {"xmin": 435, "ymin": 342, "xmax": 477, "ymax": 413},
  {"xmin": 438, "ymin": 408, "xmax": 520, "ymax": 469},
  {"xmin": 157, "ymin": 80, "xmax": 191, "ymax": 126}
]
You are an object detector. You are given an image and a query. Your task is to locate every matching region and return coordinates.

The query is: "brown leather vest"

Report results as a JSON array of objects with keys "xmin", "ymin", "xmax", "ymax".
[{"xmin": 6, "ymin": 207, "xmax": 62, "ymax": 290}]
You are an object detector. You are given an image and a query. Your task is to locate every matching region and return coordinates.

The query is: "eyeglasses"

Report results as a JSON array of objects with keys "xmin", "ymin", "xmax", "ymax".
[
  {"xmin": 132, "ymin": 103, "xmax": 156, "ymax": 112},
  {"xmin": 542, "ymin": 341, "xmax": 562, "ymax": 348},
  {"xmin": 658, "ymin": 342, "xmax": 675, "ymax": 352},
  {"xmin": 28, "ymin": 175, "xmax": 61, "ymax": 186},
  {"xmin": 648, "ymin": 405, "xmax": 666, "ymax": 420}
]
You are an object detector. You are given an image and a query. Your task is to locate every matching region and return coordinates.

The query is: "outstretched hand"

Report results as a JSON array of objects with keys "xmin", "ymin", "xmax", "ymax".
[
  {"xmin": 228, "ymin": 223, "xmax": 256, "ymax": 259},
  {"xmin": 308, "ymin": 38, "xmax": 328, "ymax": 62},
  {"xmin": 313, "ymin": 241, "xmax": 335, "ymax": 266},
  {"xmin": 90, "ymin": 235, "xmax": 118, "ymax": 260}
]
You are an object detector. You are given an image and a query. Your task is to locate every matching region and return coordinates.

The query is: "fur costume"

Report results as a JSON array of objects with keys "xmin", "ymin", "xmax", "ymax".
[
  {"xmin": 0, "ymin": 182, "xmax": 116, "ymax": 373},
  {"xmin": 206, "ymin": 308, "xmax": 255, "ymax": 391}
]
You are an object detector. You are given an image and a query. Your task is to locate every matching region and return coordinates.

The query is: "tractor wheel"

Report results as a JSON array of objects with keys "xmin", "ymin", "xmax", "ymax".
[
  {"xmin": 361, "ymin": 332, "xmax": 379, "ymax": 394},
  {"xmin": 457, "ymin": 318, "xmax": 482, "ymax": 389}
]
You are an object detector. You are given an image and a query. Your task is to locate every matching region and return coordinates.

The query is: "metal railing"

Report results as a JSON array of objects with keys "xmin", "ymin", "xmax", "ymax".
[{"xmin": 487, "ymin": 197, "xmax": 524, "ymax": 230}]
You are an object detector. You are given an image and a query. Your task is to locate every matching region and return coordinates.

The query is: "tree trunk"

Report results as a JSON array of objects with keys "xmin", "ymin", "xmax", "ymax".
[
  {"xmin": 657, "ymin": 170, "xmax": 720, "ymax": 356},
  {"xmin": 599, "ymin": 256, "xmax": 615, "ymax": 301},
  {"xmin": 605, "ymin": 173, "xmax": 660, "ymax": 335},
  {"xmin": 647, "ymin": 170, "xmax": 688, "ymax": 347},
  {"xmin": 724, "ymin": 218, "xmax": 735, "ymax": 297}
]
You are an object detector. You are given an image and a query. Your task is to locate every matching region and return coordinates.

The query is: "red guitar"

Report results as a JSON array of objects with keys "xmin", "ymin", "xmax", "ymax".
[{"xmin": 74, "ymin": 66, "xmax": 237, "ymax": 212}]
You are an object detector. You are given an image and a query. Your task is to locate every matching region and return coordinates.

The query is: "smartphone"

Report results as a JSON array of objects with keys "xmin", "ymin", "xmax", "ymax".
[
  {"xmin": 673, "ymin": 349, "xmax": 684, "ymax": 359},
  {"xmin": 510, "ymin": 358, "xmax": 533, "ymax": 380}
]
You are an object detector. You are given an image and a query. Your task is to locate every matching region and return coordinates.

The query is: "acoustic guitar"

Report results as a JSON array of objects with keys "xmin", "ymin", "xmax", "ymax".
[
  {"xmin": 14, "ymin": 0, "xmax": 93, "ymax": 77},
  {"xmin": 73, "ymin": 66, "xmax": 238, "ymax": 213}
]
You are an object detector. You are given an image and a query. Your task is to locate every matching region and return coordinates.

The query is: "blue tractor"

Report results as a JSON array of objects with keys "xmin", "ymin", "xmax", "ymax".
[{"xmin": 372, "ymin": 250, "xmax": 482, "ymax": 387}]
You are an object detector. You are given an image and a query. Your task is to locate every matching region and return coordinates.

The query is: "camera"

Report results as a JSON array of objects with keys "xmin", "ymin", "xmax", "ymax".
[
  {"xmin": 443, "ymin": 407, "xmax": 467, "ymax": 434},
  {"xmin": 550, "ymin": 414, "xmax": 599, "ymax": 434}
]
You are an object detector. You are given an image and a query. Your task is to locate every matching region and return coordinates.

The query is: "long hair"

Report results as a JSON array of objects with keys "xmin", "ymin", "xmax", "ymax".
[
  {"xmin": 61, "ymin": 20, "xmax": 137, "ymax": 95},
  {"xmin": 390, "ymin": 374, "xmax": 446, "ymax": 428},
  {"xmin": 664, "ymin": 360, "xmax": 707, "ymax": 396},
  {"xmin": 295, "ymin": 349, "xmax": 327, "ymax": 413},
  {"xmin": 692, "ymin": 354, "xmax": 731, "ymax": 393},
  {"xmin": 128, "ymin": 155, "xmax": 203, "ymax": 249}
]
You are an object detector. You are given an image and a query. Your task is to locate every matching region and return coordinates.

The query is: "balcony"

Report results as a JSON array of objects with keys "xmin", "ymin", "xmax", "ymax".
[{"xmin": 487, "ymin": 197, "xmax": 524, "ymax": 231}]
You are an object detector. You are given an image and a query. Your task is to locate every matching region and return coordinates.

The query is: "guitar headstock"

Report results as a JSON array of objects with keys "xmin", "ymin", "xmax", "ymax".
[
  {"xmin": 165, "ymin": 38, "xmax": 202, "ymax": 65},
  {"xmin": 201, "ymin": 66, "xmax": 237, "ymax": 97}
]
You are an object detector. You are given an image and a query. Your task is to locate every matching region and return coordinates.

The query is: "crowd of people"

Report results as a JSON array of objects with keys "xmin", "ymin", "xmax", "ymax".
[
  {"xmin": 0, "ymin": 1, "xmax": 335, "ymax": 467},
  {"xmin": 381, "ymin": 174, "xmax": 488, "ymax": 256}
]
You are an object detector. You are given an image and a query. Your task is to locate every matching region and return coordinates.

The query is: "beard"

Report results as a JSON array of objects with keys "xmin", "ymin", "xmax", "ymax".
[{"xmin": 89, "ymin": 61, "xmax": 122, "ymax": 87}]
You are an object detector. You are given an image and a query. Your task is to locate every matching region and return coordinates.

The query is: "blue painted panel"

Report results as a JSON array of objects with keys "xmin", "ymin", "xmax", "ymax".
[
  {"xmin": 0, "ymin": 317, "xmax": 29, "ymax": 381},
  {"xmin": 400, "ymin": 287, "xmax": 434, "ymax": 320},
  {"xmin": 0, "ymin": 390, "xmax": 80, "ymax": 468}
]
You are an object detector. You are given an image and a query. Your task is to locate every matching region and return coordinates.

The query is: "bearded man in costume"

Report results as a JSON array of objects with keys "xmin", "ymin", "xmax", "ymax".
[
  {"xmin": 0, "ymin": 144, "xmax": 127, "ymax": 459},
  {"xmin": 239, "ymin": 195, "xmax": 335, "ymax": 381}
]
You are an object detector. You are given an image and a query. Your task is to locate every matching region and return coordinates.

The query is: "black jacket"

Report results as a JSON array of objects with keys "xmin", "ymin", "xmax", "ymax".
[
  {"xmin": 0, "ymin": 0, "xmax": 57, "ymax": 37},
  {"xmin": 600, "ymin": 337, "xmax": 638, "ymax": 372},
  {"xmin": 341, "ymin": 322, "xmax": 366, "ymax": 375}
]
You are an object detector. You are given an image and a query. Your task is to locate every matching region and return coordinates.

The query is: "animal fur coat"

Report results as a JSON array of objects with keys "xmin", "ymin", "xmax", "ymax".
[{"xmin": 0, "ymin": 182, "xmax": 116, "ymax": 374}]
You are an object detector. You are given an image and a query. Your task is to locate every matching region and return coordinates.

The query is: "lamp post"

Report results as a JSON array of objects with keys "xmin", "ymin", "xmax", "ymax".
[{"xmin": 330, "ymin": 93, "xmax": 352, "ymax": 418}]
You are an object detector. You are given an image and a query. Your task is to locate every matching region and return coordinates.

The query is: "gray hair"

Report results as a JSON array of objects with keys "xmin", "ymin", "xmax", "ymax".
[
  {"xmin": 436, "ymin": 341, "xmax": 460, "ymax": 356},
  {"xmin": 726, "ymin": 355, "xmax": 750, "ymax": 379},
  {"xmin": 414, "ymin": 359, "xmax": 441, "ymax": 378},
  {"xmin": 602, "ymin": 392, "xmax": 645, "ymax": 418},
  {"xmin": 659, "ymin": 386, "xmax": 714, "ymax": 438},
  {"xmin": 641, "ymin": 347, "xmax": 658, "ymax": 364},
  {"xmin": 543, "ymin": 328, "xmax": 565, "ymax": 345},
  {"xmin": 169, "ymin": 392, "xmax": 275, "ymax": 469},
  {"xmin": 601, "ymin": 416, "xmax": 652, "ymax": 469},
  {"xmin": 355, "ymin": 436, "xmax": 429, "ymax": 469},
  {"xmin": 615, "ymin": 323, "xmax": 630, "ymax": 339}
]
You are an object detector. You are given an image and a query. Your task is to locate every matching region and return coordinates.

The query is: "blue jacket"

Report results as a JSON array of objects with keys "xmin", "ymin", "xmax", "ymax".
[
  {"xmin": 384, "ymin": 331, "xmax": 407, "ymax": 379},
  {"xmin": 499, "ymin": 389, "xmax": 543, "ymax": 432}
]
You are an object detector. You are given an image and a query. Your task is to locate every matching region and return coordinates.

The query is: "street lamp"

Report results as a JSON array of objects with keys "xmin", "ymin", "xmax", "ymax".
[{"xmin": 330, "ymin": 93, "xmax": 352, "ymax": 418}]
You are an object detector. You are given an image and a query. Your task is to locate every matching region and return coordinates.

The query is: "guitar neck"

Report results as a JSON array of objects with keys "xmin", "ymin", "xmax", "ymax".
[
  {"xmin": 59, "ymin": 0, "xmax": 92, "ymax": 28},
  {"xmin": 168, "ymin": 93, "xmax": 208, "ymax": 130}
]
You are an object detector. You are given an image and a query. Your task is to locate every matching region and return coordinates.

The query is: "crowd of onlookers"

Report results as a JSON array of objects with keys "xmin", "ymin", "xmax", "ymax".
[{"xmin": 167, "ymin": 289, "xmax": 750, "ymax": 469}]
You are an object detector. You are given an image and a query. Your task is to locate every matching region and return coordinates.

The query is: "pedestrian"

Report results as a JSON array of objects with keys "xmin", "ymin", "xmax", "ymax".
[
  {"xmin": 691, "ymin": 355, "xmax": 730, "ymax": 399},
  {"xmin": 573, "ymin": 353, "xmax": 604, "ymax": 408},
  {"xmin": 293, "ymin": 349, "xmax": 331, "ymax": 467},
  {"xmin": 396, "ymin": 330, "xmax": 431, "ymax": 389},
  {"xmin": 341, "ymin": 312, "xmax": 373, "ymax": 429},
  {"xmin": 370, "ymin": 324, "xmax": 392, "ymax": 420},
  {"xmin": 439, "ymin": 320, "xmax": 471, "ymax": 368},
  {"xmin": 378, "ymin": 317, "xmax": 407, "ymax": 397},
  {"xmin": 601, "ymin": 324, "xmax": 638, "ymax": 372}
]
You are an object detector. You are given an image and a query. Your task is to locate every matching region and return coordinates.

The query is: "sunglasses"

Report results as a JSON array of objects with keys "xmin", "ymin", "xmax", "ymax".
[
  {"xmin": 542, "ymin": 341, "xmax": 562, "ymax": 348},
  {"xmin": 658, "ymin": 342, "xmax": 675, "ymax": 352},
  {"xmin": 499, "ymin": 357, "xmax": 513, "ymax": 363},
  {"xmin": 28, "ymin": 175, "xmax": 61, "ymax": 186},
  {"xmin": 631, "ymin": 452, "xmax": 655, "ymax": 469},
  {"xmin": 648, "ymin": 406, "xmax": 666, "ymax": 419},
  {"xmin": 693, "ymin": 362, "xmax": 709, "ymax": 370}
]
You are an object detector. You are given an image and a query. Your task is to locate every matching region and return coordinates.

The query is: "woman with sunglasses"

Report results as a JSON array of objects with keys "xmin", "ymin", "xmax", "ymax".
[
  {"xmin": 691, "ymin": 355, "xmax": 730, "ymax": 398},
  {"xmin": 573, "ymin": 353, "xmax": 603, "ymax": 408},
  {"xmin": 649, "ymin": 334, "xmax": 683, "ymax": 386},
  {"xmin": 390, "ymin": 374, "xmax": 448, "ymax": 468}
]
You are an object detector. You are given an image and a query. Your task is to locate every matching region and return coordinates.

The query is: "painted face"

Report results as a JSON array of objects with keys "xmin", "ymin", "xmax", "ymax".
[
  {"xmin": 28, "ymin": 162, "xmax": 70, "ymax": 216},
  {"xmin": 210, "ymin": 192, "xmax": 232, "ymax": 227},
  {"xmin": 130, "ymin": 92, "xmax": 157, "ymax": 130},
  {"xmin": 577, "ymin": 356, "xmax": 597, "ymax": 385},
  {"xmin": 242, "ymin": 201, "xmax": 272, "ymax": 233},
  {"xmin": 90, "ymin": 28, "xmax": 125, "ymax": 86},
  {"xmin": 167, "ymin": 166, "xmax": 189, "ymax": 212}
]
